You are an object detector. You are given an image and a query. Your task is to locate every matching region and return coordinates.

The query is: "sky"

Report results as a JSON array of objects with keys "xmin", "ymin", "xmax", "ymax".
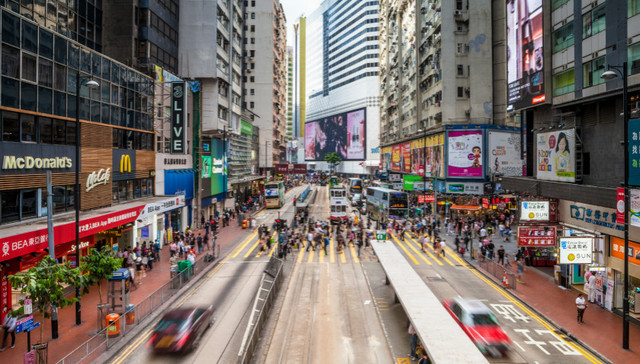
[{"xmin": 280, "ymin": 0, "xmax": 322, "ymax": 46}]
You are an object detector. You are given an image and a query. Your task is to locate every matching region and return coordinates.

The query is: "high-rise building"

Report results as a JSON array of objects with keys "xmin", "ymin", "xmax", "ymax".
[
  {"xmin": 303, "ymin": 0, "xmax": 381, "ymax": 176},
  {"xmin": 244, "ymin": 0, "xmax": 287, "ymax": 169}
]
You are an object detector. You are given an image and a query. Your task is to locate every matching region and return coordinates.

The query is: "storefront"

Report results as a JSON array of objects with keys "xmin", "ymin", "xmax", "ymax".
[
  {"xmin": 134, "ymin": 195, "xmax": 186, "ymax": 249},
  {"xmin": 609, "ymin": 238, "xmax": 640, "ymax": 318},
  {"xmin": 517, "ymin": 225, "xmax": 558, "ymax": 267}
]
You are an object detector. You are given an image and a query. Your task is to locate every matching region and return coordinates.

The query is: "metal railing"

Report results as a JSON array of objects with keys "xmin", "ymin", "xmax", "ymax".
[
  {"xmin": 478, "ymin": 258, "xmax": 518, "ymax": 290},
  {"xmin": 240, "ymin": 257, "xmax": 284, "ymax": 364},
  {"xmin": 57, "ymin": 250, "xmax": 218, "ymax": 364}
]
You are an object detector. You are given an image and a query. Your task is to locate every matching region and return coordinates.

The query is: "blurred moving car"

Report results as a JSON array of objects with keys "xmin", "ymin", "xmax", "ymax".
[
  {"xmin": 148, "ymin": 306, "xmax": 215, "ymax": 353},
  {"xmin": 351, "ymin": 193, "xmax": 362, "ymax": 206},
  {"xmin": 442, "ymin": 298, "xmax": 511, "ymax": 357}
]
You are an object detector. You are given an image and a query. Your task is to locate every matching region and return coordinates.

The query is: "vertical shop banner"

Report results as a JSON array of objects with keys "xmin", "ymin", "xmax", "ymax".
[
  {"xmin": 346, "ymin": 109, "xmax": 366, "ymax": 159},
  {"xmin": 304, "ymin": 122, "xmax": 316, "ymax": 160},
  {"xmin": 630, "ymin": 189, "xmax": 640, "ymax": 227},
  {"xmin": 410, "ymin": 139, "xmax": 424, "ymax": 175},
  {"xmin": 402, "ymin": 142, "xmax": 411, "ymax": 173},
  {"xmin": 621, "ymin": 188, "xmax": 629, "ymax": 225},
  {"xmin": 447, "ymin": 130, "xmax": 484, "ymax": 178},
  {"xmin": 211, "ymin": 139, "xmax": 227, "ymax": 195},
  {"xmin": 171, "ymin": 82, "xmax": 186, "ymax": 154},
  {"xmin": 201, "ymin": 156, "xmax": 211, "ymax": 178},
  {"xmin": 392, "ymin": 145, "xmax": 401, "ymax": 171},
  {"xmin": 506, "ymin": 0, "xmax": 545, "ymax": 111},
  {"xmin": 536, "ymin": 129, "xmax": 576, "ymax": 182},
  {"xmin": 425, "ymin": 134, "xmax": 445, "ymax": 178},
  {"xmin": 488, "ymin": 131, "xmax": 523, "ymax": 176},
  {"xmin": 629, "ymin": 118, "xmax": 640, "ymax": 185}
]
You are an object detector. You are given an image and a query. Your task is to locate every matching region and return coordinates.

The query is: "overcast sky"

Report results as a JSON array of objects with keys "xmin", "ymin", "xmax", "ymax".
[{"xmin": 280, "ymin": 0, "xmax": 322, "ymax": 46}]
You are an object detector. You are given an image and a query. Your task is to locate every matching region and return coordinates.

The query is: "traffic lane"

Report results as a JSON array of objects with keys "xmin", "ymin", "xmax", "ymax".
[
  {"xmin": 411, "ymin": 250, "xmax": 597, "ymax": 364},
  {"xmin": 252, "ymin": 184, "xmax": 306, "ymax": 227},
  {"xmin": 115, "ymin": 258, "xmax": 269, "ymax": 363}
]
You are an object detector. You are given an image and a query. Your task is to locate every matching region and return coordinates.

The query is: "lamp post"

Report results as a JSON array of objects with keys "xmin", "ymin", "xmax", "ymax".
[
  {"xmin": 601, "ymin": 61, "xmax": 629, "ymax": 349},
  {"xmin": 74, "ymin": 71, "xmax": 99, "ymax": 325}
]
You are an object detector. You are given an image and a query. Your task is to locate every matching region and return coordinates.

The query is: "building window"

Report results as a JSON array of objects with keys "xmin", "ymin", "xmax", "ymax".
[
  {"xmin": 250, "ymin": 101, "xmax": 254, "ymax": 108},
  {"xmin": 1, "ymin": 111, "xmax": 20, "ymax": 142},
  {"xmin": 583, "ymin": 56, "xmax": 606, "ymax": 88},
  {"xmin": 456, "ymin": 43, "xmax": 468, "ymax": 54},
  {"xmin": 21, "ymin": 114, "xmax": 36, "ymax": 142},
  {"xmin": 250, "ymin": 88, "xmax": 254, "ymax": 95},
  {"xmin": 553, "ymin": 0, "xmax": 569, "ymax": 11},
  {"xmin": 630, "ymin": 0, "xmax": 640, "ymax": 17},
  {"xmin": 629, "ymin": 41, "xmax": 640, "ymax": 75},
  {"xmin": 553, "ymin": 68, "xmax": 575, "ymax": 96},
  {"xmin": 250, "ymin": 76, "xmax": 255, "ymax": 82},
  {"xmin": 552, "ymin": 21, "xmax": 574, "ymax": 53},
  {"xmin": 251, "ymin": 12, "xmax": 255, "ymax": 19},
  {"xmin": 457, "ymin": 87, "xmax": 464, "ymax": 97},
  {"xmin": 583, "ymin": 4, "xmax": 605, "ymax": 39},
  {"xmin": 457, "ymin": 65, "xmax": 463, "ymax": 76},
  {"xmin": 218, "ymin": 105, "xmax": 228, "ymax": 120}
]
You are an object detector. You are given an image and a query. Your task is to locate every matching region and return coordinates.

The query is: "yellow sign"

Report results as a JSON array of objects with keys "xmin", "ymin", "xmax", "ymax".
[
  {"xmin": 120, "ymin": 154, "xmax": 132, "ymax": 173},
  {"xmin": 154, "ymin": 65, "xmax": 163, "ymax": 82}
]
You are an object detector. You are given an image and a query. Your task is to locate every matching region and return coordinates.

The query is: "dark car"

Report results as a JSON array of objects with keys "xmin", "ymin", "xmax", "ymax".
[{"xmin": 148, "ymin": 306, "xmax": 215, "ymax": 353}]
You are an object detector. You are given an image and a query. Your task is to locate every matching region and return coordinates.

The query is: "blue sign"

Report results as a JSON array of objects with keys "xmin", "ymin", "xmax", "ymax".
[{"xmin": 15, "ymin": 316, "xmax": 40, "ymax": 333}]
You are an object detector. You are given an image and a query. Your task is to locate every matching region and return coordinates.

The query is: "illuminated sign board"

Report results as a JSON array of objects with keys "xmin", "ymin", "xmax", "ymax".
[{"xmin": 171, "ymin": 82, "xmax": 186, "ymax": 154}]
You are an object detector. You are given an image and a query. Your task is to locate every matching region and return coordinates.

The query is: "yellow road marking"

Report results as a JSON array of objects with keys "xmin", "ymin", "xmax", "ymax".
[
  {"xmin": 396, "ymin": 358, "xmax": 411, "ymax": 364},
  {"xmin": 350, "ymin": 242, "xmax": 360, "ymax": 263},
  {"xmin": 268, "ymin": 240, "xmax": 277, "ymax": 257},
  {"xmin": 391, "ymin": 235, "xmax": 419, "ymax": 265},
  {"xmin": 297, "ymin": 245, "xmax": 305, "ymax": 263},
  {"xmin": 319, "ymin": 244, "xmax": 325, "ymax": 262},
  {"xmin": 308, "ymin": 247, "xmax": 315, "ymax": 263},
  {"xmin": 401, "ymin": 235, "xmax": 432, "ymax": 265},
  {"xmin": 414, "ymin": 233, "xmax": 455, "ymax": 266},
  {"xmin": 231, "ymin": 230, "xmax": 258, "ymax": 258},
  {"xmin": 255, "ymin": 232, "xmax": 276, "ymax": 257},
  {"xmin": 330, "ymin": 237, "xmax": 336, "ymax": 263},
  {"xmin": 245, "ymin": 238, "xmax": 261, "ymax": 258},
  {"xmin": 340, "ymin": 243, "xmax": 347, "ymax": 263},
  {"xmin": 402, "ymin": 234, "xmax": 439, "ymax": 265}
]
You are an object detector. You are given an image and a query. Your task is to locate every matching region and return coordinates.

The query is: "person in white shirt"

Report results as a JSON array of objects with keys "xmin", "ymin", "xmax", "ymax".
[
  {"xmin": 587, "ymin": 273, "xmax": 597, "ymax": 303},
  {"xmin": 575, "ymin": 293, "xmax": 587, "ymax": 324}
]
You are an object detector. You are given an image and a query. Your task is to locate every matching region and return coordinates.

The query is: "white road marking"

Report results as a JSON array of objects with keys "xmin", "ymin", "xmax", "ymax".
[
  {"xmin": 491, "ymin": 303, "xmax": 531, "ymax": 324},
  {"xmin": 513, "ymin": 341, "xmax": 526, "ymax": 352},
  {"xmin": 514, "ymin": 329, "xmax": 550, "ymax": 355},
  {"xmin": 364, "ymin": 300, "xmax": 371, "ymax": 305}
]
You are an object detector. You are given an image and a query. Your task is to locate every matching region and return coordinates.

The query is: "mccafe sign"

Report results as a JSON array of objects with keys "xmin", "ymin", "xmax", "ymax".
[
  {"xmin": 0, "ymin": 144, "xmax": 75, "ymax": 175},
  {"xmin": 86, "ymin": 168, "xmax": 111, "ymax": 192}
]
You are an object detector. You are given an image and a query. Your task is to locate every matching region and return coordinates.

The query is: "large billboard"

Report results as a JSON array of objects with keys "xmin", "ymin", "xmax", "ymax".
[
  {"xmin": 506, "ymin": 0, "xmax": 545, "ymax": 111},
  {"xmin": 536, "ymin": 129, "xmax": 575, "ymax": 182},
  {"xmin": 447, "ymin": 130, "xmax": 484, "ymax": 178},
  {"xmin": 211, "ymin": 138, "xmax": 227, "ymax": 195},
  {"xmin": 304, "ymin": 108, "xmax": 366, "ymax": 161},
  {"xmin": 488, "ymin": 131, "xmax": 523, "ymax": 176}
]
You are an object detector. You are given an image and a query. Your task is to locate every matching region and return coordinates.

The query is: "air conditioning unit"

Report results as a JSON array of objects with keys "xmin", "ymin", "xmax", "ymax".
[
  {"xmin": 455, "ymin": 10, "xmax": 463, "ymax": 17},
  {"xmin": 247, "ymin": 69, "xmax": 252, "ymax": 74},
  {"xmin": 465, "ymin": 109, "xmax": 471, "ymax": 117}
]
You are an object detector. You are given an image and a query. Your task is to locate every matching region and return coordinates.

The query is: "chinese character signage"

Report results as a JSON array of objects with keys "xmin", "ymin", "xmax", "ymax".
[
  {"xmin": 629, "ymin": 118, "xmax": 640, "ymax": 185},
  {"xmin": 520, "ymin": 200, "xmax": 549, "ymax": 221},
  {"xmin": 517, "ymin": 226, "xmax": 556, "ymax": 247},
  {"xmin": 536, "ymin": 129, "xmax": 576, "ymax": 182},
  {"xmin": 445, "ymin": 182, "xmax": 483, "ymax": 195},
  {"xmin": 558, "ymin": 237, "xmax": 593, "ymax": 264},
  {"xmin": 171, "ymin": 82, "xmax": 187, "ymax": 154},
  {"xmin": 447, "ymin": 130, "xmax": 484, "ymax": 178},
  {"xmin": 611, "ymin": 237, "xmax": 640, "ymax": 266}
]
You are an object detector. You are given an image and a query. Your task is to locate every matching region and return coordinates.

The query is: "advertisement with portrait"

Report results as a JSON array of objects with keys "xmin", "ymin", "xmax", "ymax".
[
  {"xmin": 506, "ymin": 0, "xmax": 545, "ymax": 111},
  {"xmin": 410, "ymin": 139, "xmax": 424, "ymax": 175},
  {"xmin": 536, "ymin": 129, "xmax": 576, "ymax": 182},
  {"xmin": 447, "ymin": 130, "xmax": 484, "ymax": 178},
  {"xmin": 381, "ymin": 151, "xmax": 392, "ymax": 172},
  {"xmin": 211, "ymin": 139, "xmax": 227, "ymax": 196},
  {"xmin": 391, "ymin": 145, "xmax": 402, "ymax": 172},
  {"xmin": 488, "ymin": 131, "xmax": 523, "ymax": 176},
  {"xmin": 304, "ymin": 108, "xmax": 366, "ymax": 161},
  {"xmin": 425, "ymin": 134, "xmax": 445, "ymax": 178},
  {"xmin": 201, "ymin": 156, "xmax": 211, "ymax": 178},
  {"xmin": 402, "ymin": 142, "xmax": 411, "ymax": 173}
]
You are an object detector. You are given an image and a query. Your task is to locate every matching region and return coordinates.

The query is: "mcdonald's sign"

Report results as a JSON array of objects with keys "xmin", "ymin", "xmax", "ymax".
[{"xmin": 112, "ymin": 149, "xmax": 136, "ymax": 180}]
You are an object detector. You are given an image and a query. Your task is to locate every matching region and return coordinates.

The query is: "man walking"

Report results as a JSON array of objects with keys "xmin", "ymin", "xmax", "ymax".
[
  {"xmin": 0, "ymin": 307, "xmax": 16, "ymax": 351},
  {"xmin": 497, "ymin": 245, "xmax": 505, "ymax": 265},
  {"xmin": 576, "ymin": 293, "xmax": 587, "ymax": 324},
  {"xmin": 408, "ymin": 322, "xmax": 418, "ymax": 361}
]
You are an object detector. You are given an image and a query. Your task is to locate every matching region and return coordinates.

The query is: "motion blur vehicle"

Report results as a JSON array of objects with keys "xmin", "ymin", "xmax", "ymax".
[
  {"xmin": 148, "ymin": 306, "xmax": 214, "ymax": 353},
  {"xmin": 442, "ymin": 298, "xmax": 511, "ymax": 357},
  {"xmin": 351, "ymin": 193, "xmax": 362, "ymax": 207}
]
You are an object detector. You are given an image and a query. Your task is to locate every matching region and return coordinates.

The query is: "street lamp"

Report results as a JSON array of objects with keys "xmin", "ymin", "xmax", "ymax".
[
  {"xmin": 75, "ymin": 72, "xmax": 99, "ymax": 326},
  {"xmin": 601, "ymin": 61, "xmax": 629, "ymax": 349}
]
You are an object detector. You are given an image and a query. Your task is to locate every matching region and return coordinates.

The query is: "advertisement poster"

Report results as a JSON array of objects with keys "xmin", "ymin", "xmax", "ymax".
[
  {"xmin": 346, "ymin": 109, "xmax": 366, "ymax": 159},
  {"xmin": 410, "ymin": 139, "xmax": 424, "ymax": 175},
  {"xmin": 211, "ymin": 138, "xmax": 227, "ymax": 195},
  {"xmin": 558, "ymin": 237, "xmax": 593, "ymax": 264},
  {"xmin": 611, "ymin": 237, "xmax": 640, "ymax": 266},
  {"xmin": 517, "ymin": 226, "xmax": 556, "ymax": 247},
  {"xmin": 392, "ymin": 145, "xmax": 401, "ymax": 171},
  {"xmin": 447, "ymin": 130, "xmax": 484, "ymax": 178},
  {"xmin": 506, "ymin": 0, "xmax": 545, "ymax": 111},
  {"xmin": 488, "ymin": 131, "xmax": 523, "ymax": 176},
  {"xmin": 425, "ymin": 134, "xmax": 445, "ymax": 178},
  {"xmin": 605, "ymin": 278, "xmax": 614, "ymax": 311},
  {"xmin": 304, "ymin": 122, "xmax": 316, "ymax": 160},
  {"xmin": 631, "ymin": 189, "xmax": 640, "ymax": 227},
  {"xmin": 536, "ymin": 129, "xmax": 576, "ymax": 182},
  {"xmin": 402, "ymin": 142, "xmax": 411, "ymax": 173},
  {"xmin": 304, "ymin": 108, "xmax": 366, "ymax": 161},
  {"xmin": 201, "ymin": 156, "xmax": 211, "ymax": 178},
  {"xmin": 520, "ymin": 200, "xmax": 550, "ymax": 221}
]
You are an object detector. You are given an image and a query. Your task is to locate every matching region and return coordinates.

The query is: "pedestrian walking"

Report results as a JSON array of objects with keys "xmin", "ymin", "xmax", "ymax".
[
  {"xmin": 497, "ymin": 245, "xmax": 505, "ymax": 265},
  {"xmin": 576, "ymin": 293, "xmax": 587, "ymax": 324},
  {"xmin": 356, "ymin": 237, "xmax": 363, "ymax": 258},
  {"xmin": 587, "ymin": 273, "xmax": 597, "ymax": 303},
  {"xmin": 323, "ymin": 235, "xmax": 330, "ymax": 256},
  {"xmin": 408, "ymin": 322, "xmax": 418, "ymax": 360},
  {"xmin": 0, "ymin": 307, "xmax": 16, "ymax": 351},
  {"xmin": 516, "ymin": 257, "xmax": 525, "ymax": 283}
]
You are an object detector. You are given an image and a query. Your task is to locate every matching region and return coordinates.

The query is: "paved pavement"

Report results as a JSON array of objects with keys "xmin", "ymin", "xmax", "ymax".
[
  {"xmin": 435, "ymin": 227, "xmax": 640, "ymax": 364},
  {"xmin": 0, "ymin": 208, "xmax": 261, "ymax": 364}
]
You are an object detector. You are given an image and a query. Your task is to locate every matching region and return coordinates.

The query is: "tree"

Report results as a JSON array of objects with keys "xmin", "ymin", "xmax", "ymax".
[
  {"xmin": 324, "ymin": 152, "xmax": 343, "ymax": 173},
  {"xmin": 8, "ymin": 255, "xmax": 85, "ymax": 343},
  {"xmin": 80, "ymin": 246, "xmax": 123, "ymax": 304}
]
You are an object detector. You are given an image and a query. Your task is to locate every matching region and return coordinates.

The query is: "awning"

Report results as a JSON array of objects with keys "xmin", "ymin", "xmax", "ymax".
[
  {"xmin": 450, "ymin": 204, "xmax": 481, "ymax": 211},
  {"xmin": 363, "ymin": 160, "xmax": 380, "ymax": 167}
]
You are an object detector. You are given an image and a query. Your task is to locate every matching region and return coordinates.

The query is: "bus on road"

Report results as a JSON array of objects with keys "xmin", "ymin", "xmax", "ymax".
[
  {"xmin": 329, "ymin": 175, "xmax": 339, "ymax": 187},
  {"xmin": 265, "ymin": 181, "xmax": 285, "ymax": 208},
  {"xmin": 329, "ymin": 185, "xmax": 349, "ymax": 223},
  {"xmin": 365, "ymin": 187, "xmax": 409, "ymax": 221},
  {"xmin": 348, "ymin": 177, "xmax": 363, "ymax": 195}
]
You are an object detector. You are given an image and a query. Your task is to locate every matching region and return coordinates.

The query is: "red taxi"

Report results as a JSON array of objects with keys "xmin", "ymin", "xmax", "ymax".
[{"xmin": 148, "ymin": 306, "xmax": 214, "ymax": 353}]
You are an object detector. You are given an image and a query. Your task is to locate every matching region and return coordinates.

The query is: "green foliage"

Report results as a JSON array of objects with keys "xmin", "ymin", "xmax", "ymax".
[
  {"xmin": 81, "ymin": 246, "xmax": 123, "ymax": 304},
  {"xmin": 324, "ymin": 152, "xmax": 343, "ymax": 172},
  {"xmin": 8, "ymin": 255, "xmax": 85, "ymax": 342}
]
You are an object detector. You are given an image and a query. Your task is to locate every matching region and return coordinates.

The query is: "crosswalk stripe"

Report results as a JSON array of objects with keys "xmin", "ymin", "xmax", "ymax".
[
  {"xmin": 245, "ymin": 238, "xmax": 261, "ymax": 258},
  {"xmin": 405, "ymin": 234, "xmax": 442, "ymax": 265},
  {"xmin": 307, "ymin": 247, "xmax": 314, "ymax": 263},
  {"xmin": 399, "ymin": 234, "xmax": 432, "ymax": 265},
  {"xmin": 231, "ymin": 230, "xmax": 258, "ymax": 258},
  {"xmin": 349, "ymin": 242, "xmax": 360, "ymax": 263},
  {"xmin": 391, "ymin": 234, "xmax": 420, "ymax": 265},
  {"xmin": 417, "ymin": 233, "xmax": 457, "ymax": 266},
  {"xmin": 330, "ymin": 237, "xmax": 336, "ymax": 263}
]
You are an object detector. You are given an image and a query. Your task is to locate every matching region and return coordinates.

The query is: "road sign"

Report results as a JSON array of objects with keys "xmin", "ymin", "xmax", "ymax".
[
  {"xmin": 376, "ymin": 230, "xmax": 387, "ymax": 241},
  {"xmin": 24, "ymin": 299, "xmax": 32, "ymax": 315},
  {"xmin": 15, "ymin": 316, "xmax": 33, "ymax": 334}
]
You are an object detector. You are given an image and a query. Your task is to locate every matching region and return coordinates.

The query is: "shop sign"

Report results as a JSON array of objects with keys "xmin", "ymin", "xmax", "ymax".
[
  {"xmin": 392, "ymin": 183, "xmax": 403, "ymax": 190},
  {"xmin": 0, "ymin": 205, "xmax": 144, "ymax": 263},
  {"xmin": 164, "ymin": 158, "xmax": 189, "ymax": 165},
  {"xmin": 611, "ymin": 237, "xmax": 640, "ymax": 266},
  {"xmin": 482, "ymin": 198, "xmax": 489, "ymax": 209},
  {"xmin": 23, "ymin": 299, "xmax": 32, "ymax": 315},
  {"xmin": 3, "ymin": 156, "xmax": 72, "ymax": 170},
  {"xmin": 417, "ymin": 195, "xmax": 435, "ymax": 203},
  {"xmin": 85, "ymin": 168, "xmax": 111, "ymax": 192},
  {"xmin": 274, "ymin": 164, "xmax": 307, "ymax": 174},
  {"xmin": 520, "ymin": 200, "xmax": 549, "ymax": 221},
  {"xmin": 566, "ymin": 202, "xmax": 624, "ymax": 233},
  {"xmin": 0, "ymin": 144, "xmax": 76, "ymax": 175},
  {"xmin": 138, "ymin": 196, "xmax": 186, "ymax": 221},
  {"xmin": 389, "ymin": 174, "xmax": 401, "ymax": 182},
  {"xmin": 1, "ymin": 275, "xmax": 10, "ymax": 321},
  {"xmin": 629, "ymin": 118, "xmax": 640, "ymax": 185},
  {"xmin": 241, "ymin": 120, "xmax": 253, "ymax": 135},
  {"xmin": 558, "ymin": 237, "xmax": 593, "ymax": 264},
  {"xmin": 112, "ymin": 150, "xmax": 136, "ymax": 181},
  {"xmin": 447, "ymin": 130, "xmax": 484, "ymax": 178},
  {"xmin": 171, "ymin": 81, "xmax": 187, "ymax": 154},
  {"xmin": 403, "ymin": 175, "xmax": 425, "ymax": 191},
  {"xmin": 445, "ymin": 182, "xmax": 483, "ymax": 195},
  {"xmin": 517, "ymin": 226, "xmax": 556, "ymax": 247}
]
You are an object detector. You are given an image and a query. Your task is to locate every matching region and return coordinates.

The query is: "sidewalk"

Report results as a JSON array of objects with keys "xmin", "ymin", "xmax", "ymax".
[
  {"xmin": 0, "ymin": 212, "xmax": 258, "ymax": 364},
  {"xmin": 436, "ymin": 229, "xmax": 640, "ymax": 364}
]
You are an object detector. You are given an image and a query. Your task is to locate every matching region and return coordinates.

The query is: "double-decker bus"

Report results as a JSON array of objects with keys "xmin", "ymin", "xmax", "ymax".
[
  {"xmin": 348, "ymin": 177, "xmax": 363, "ymax": 195},
  {"xmin": 329, "ymin": 175, "xmax": 339, "ymax": 187},
  {"xmin": 264, "ymin": 181, "xmax": 285, "ymax": 208},
  {"xmin": 365, "ymin": 187, "xmax": 409, "ymax": 221},
  {"xmin": 329, "ymin": 185, "xmax": 349, "ymax": 223}
]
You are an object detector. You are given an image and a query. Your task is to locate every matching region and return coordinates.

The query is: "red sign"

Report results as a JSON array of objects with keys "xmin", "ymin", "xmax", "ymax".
[
  {"xmin": 418, "ymin": 195, "xmax": 435, "ymax": 203},
  {"xmin": 611, "ymin": 237, "xmax": 640, "ymax": 266},
  {"xmin": 617, "ymin": 188, "xmax": 626, "ymax": 224},
  {"xmin": 402, "ymin": 142, "xmax": 411, "ymax": 173},
  {"xmin": 549, "ymin": 200, "xmax": 558, "ymax": 222},
  {"xmin": 517, "ymin": 226, "xmax": 556, "ymax": 247},
  {"xmin": 0, "ymin": 206, "xmax": 144, "ymax": 263},
  {"xmin": 1, "ymin": 272, "xmax": 11, "ymax": 324},
  {"xmin": 391, "ymin": 145, "xmax": 401, "ymax": 171},
  {"xmin": 274, "ymin": 164, "xmax": 308, "ymax": 174},
  {"xmin": 482, "ymin": 198, "xmax": 489, "ymax": 209},
  {"xmin": 418, "ymin": 164, "xmax": 425, "ymax": 177}
]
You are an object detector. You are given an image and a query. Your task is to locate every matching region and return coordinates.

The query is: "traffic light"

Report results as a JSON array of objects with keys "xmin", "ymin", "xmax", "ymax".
[{"xmin": 293, "ymin": 198, "xmax": 297, "ymax": 206}]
